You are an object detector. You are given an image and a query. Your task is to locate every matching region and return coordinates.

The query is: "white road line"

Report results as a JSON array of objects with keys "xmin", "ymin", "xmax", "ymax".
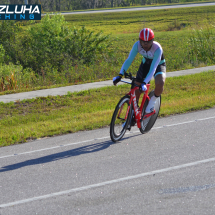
[
  {"xmin": 153, "ymin": 116, "xmax": 215, "ymax": 129},
  {"xmin": 1, "ymin": 156, "xmax": 215, "ymax": 208},
  {"xmin": 0, "ymin": 116, "xmax": 215, "ymax": 160}
]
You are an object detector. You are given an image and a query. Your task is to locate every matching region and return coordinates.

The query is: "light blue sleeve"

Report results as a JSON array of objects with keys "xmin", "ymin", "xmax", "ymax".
[
  {"xmin": 143, "ymin": 48, "xmax": 162, "ymax": 84},
  {"xmin": 119, "ymin": 41, "xmax": 139, "ymax": 75}
]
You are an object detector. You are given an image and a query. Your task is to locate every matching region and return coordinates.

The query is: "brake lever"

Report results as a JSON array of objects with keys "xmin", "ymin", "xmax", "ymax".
[{"xmin": 124, "ymin": 72, "xmax": 133, "ymax": 80}]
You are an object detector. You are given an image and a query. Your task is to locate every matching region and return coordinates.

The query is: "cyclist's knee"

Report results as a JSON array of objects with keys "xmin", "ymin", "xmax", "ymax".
[
  {"xmin": 132, "ymin": 81, "xmax": 141, "ymax": 89},
  {"xmin": 134, "ymin": 81, "xmax": 141, "ymax": 86},
  {"xmin": 155, "ymin": 74, "xmax": 165, "ymax": 87}
]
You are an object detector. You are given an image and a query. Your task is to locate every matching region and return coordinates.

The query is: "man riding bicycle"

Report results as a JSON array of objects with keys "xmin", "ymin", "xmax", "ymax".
[{"xmin": 113, "ymin": 28, "xmax": 166, "ymax": 114}]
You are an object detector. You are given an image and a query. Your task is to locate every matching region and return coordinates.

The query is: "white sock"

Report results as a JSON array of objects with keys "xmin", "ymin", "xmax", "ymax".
[{"xmin": 145, "ymin": 95, "xmax": 157, "ymax": 113}]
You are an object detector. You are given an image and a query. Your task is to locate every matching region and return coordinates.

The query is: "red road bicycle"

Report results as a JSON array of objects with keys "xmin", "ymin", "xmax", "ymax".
[{"xmin": 110, "ymin": 72, "xmax": 161, "ymax": 142}]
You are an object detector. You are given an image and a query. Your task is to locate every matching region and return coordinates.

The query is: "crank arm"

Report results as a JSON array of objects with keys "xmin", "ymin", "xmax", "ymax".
[{"xmin": 140, "ymin": 110, "xmax": 156, "ymax": 121}]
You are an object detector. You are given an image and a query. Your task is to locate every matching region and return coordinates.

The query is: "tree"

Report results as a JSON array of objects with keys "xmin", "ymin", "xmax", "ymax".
[
  {"xmin": 55, "ymin": 0, "xmax": 60, "ymax": 11},
  {"xmin": 65, "ymin": 0, "xmax": 73, "ymax": 10},
  {"xmin": 47, "ymin": 0, "xmax": 54, "ymax": 11},
  {"xmin": 9, "ymin": 0, "xmax": 23, "ymax": 3},
  {"xmin": 18, "ymin": 0, "xmax": 176, "ymax": 11}
]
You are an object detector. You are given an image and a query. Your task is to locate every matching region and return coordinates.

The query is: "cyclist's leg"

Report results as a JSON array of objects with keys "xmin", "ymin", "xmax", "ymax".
[
  {"xmin": 145, "ymin": 63, "xmax": 166, "ymax": 113},
  {"xmin": 154, "ymin": 64, "xmax": 166, "ymax": 96},
  {"xmin": 154, "ymin": 74, "xmax": 166, "ymax": 96},
  {"xmin": 134, "ymin": 81, "xmax": 142, "ymax": 104},
  {"xmin": 135, "ymin": 61, "xmax": 150, "ymax": 105}
]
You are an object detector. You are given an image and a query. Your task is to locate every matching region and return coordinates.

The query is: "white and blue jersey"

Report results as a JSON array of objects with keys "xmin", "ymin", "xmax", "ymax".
[{"xmin": 119, "ymin": 41, "xmax": 166, "ymax": 84}]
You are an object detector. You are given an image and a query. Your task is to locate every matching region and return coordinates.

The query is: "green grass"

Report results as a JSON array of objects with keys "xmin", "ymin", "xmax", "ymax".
[
  {"xmin": 1, "ymin": 6, "xmax": 215, "ymax": 94},
  {"xmin": 0, "ymin": 5, "xmax": 215, "ymax": 147},
  {"xmin": 2, "ymin": 28, "xmax": 213, "ymax": 95},
  {"xmin": 0, "ymin": 71, "xmax": 214, "ymax": 147},
  {"xmin": 63, "ymin": 5, "xmax": 215, "ymax": 72},
  {"xmin": 64, "ymin": 6, "xmax": 215, "ymax": 34},
  {"xmin": 47, "ymin": 0, "xmax": 215, "ymax": 13}
]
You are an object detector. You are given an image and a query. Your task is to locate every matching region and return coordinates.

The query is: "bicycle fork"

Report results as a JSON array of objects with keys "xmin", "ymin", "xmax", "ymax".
[{"xmin": 118, "ymin": 103, "xmax": 131, "ymax": 129}]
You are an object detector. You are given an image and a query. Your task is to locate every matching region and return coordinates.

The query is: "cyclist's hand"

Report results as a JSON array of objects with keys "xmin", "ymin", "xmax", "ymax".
[
  {"xmin": 139, "ymin": 82, "xmax": 147, "ymax": 92},
  {"xmin": 113, "ymin": 74, "xmax": 122, "ymax": 85}
]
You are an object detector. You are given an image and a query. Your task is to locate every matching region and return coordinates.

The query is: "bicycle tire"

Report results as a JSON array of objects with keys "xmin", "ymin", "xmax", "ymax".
[
  {"xmin": 139, "ymin": 91, "xmax": 161, "ymax": 134},
  {"xmin": 110, "ymin": 95, "xmax": 132, "ymax": 142}
]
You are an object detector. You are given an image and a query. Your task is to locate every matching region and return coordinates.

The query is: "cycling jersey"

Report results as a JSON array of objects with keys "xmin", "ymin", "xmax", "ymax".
[{"xmin": 119, "ymin": 41, "xmax": 165, "ymax": 84}]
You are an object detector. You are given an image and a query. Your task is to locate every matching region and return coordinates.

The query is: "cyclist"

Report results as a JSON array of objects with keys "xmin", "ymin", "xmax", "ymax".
[{"xmin": 113, "ymin": 28, "xmax": 166, "ymax": 114}]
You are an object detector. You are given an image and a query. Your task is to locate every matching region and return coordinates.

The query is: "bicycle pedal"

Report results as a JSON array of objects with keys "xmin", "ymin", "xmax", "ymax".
[
  {"xmin": 130, "ymin": 117, "xmax": 136, "ymax": 126},
  {"xmin": 130, "ymin": 121, "xmax": 136, "ymax": 126},
  {"xmin": 127, "ymin": 126, "xmax": 131, "ymax": 131}
]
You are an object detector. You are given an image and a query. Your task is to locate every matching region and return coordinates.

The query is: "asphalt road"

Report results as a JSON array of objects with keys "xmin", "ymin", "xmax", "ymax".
[
  {"xmin": 1, "ymin": 3, "xmax": 215, "ymax": 214},
  {"xmin": 0, "ymin": 107, "xmax": 215, "ymax": 214}
]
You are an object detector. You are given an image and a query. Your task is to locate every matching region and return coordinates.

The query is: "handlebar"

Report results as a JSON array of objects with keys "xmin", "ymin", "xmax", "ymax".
[
  {"xmin": 120, "ymin": 72, "xmax": 139, "ymax": 87},
  {"xmin": 124, "ymin": 72, "xmax": 134, "ymax": 80}
]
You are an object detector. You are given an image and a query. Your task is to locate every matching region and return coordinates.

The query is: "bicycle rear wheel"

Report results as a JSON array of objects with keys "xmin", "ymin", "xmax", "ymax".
[
  {"xmin": 110, "ymin": 95, "xmax": 132, "ymax": 142},
  {"xmin": 139, "ymin": 91, "xmax": 161, "ymax": 134}
]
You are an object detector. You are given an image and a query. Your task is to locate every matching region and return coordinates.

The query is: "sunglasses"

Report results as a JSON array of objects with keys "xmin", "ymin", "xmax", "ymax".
[{"xmin": 139, "ymin": 39, "xmax": 153, "ymax": 44}]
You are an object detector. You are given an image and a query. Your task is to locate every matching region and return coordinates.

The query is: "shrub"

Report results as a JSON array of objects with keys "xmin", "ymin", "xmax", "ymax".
[
  {"xmin": 187, "ymin": 26, "xmax": 215, "ymax": 65},
  {"xmin": 0, "ymin": 20, "xmax": 21, "ymax": 64},
  {"xmin": 16, "ymin": 14, "xmax": 112, "ymax": 73},
  {"xmin": 0, "ymin": 63, "xmax": 21, "ymax": 91},
  {"xmin": 0, "ymin": 45, "xmax": 5, "ymax": 64}
]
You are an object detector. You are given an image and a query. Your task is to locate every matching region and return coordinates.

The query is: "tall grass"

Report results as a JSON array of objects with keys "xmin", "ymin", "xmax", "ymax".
[
  {"xmin": 0, "ymin": 6, "xmax": 215, "ymax": 94},
  {"xmin": 64, "ymin": 6, "xmax": 215, "ymax": 34},
  {"xmin": 188, "ymin": 27, "xmax": 215, "ymax": 65}
]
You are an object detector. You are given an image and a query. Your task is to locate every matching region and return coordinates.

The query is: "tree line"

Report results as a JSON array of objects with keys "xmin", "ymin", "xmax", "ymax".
[{"xmin": 0, "ymin": 0, "xmax": 200, "ymax": 11}]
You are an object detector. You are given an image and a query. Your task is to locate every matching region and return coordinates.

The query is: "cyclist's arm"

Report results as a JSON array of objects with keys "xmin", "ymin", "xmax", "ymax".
[
  {"xmin": 119, "ymin": 41, "xmax": 139, "ymax": 75},
  {"xmin": 143, "ymin": 48, "xmax": 162, "ymax": 84}
]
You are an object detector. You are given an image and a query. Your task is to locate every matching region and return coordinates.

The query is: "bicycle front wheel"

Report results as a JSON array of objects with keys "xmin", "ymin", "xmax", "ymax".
[
  {"xmin": 139, "ymin": 91, "xmax": 161, "ymax": 134},
  {"xmin": 110, "ymin": 95, "xmax": 132, "ymax": 142}
]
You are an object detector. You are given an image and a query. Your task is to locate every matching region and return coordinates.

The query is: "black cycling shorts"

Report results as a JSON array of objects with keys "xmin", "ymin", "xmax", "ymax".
[{"xmin": 136, "ymin": 59, "xmax": 166, "ymax": 83}]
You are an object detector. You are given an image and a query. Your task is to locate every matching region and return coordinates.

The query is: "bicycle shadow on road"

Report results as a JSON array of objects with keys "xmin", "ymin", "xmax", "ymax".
[{"xmin": 0, "ymin": 134, "xmax": 140, "ymax": 173}]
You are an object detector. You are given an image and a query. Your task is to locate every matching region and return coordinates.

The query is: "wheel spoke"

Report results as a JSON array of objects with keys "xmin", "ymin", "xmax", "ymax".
[{"xmin": 110, "ymin": 96, "xmax": 131, "ymax": 142}]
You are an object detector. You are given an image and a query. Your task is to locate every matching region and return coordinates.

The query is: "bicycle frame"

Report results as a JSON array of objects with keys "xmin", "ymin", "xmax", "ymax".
[{"xmin": 121, "ymin": 80, "xmax": 156, "ymax": 129}]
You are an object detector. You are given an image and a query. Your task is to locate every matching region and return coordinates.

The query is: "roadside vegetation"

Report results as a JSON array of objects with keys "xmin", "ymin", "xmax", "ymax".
[
  {"xmin": 0, "ymin": 6, "xmax": 215, "ymax": 94},
  {"xmin": 0, "ymin": 5, "xmax": 215, "ymax": 147},
  {"xmin": 0, "ymin": 71, "xmax": 214, "ymax": 147},
  {"xmin": 3, "ymin": 0, "xmax": 214, "ymax": 11}
]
